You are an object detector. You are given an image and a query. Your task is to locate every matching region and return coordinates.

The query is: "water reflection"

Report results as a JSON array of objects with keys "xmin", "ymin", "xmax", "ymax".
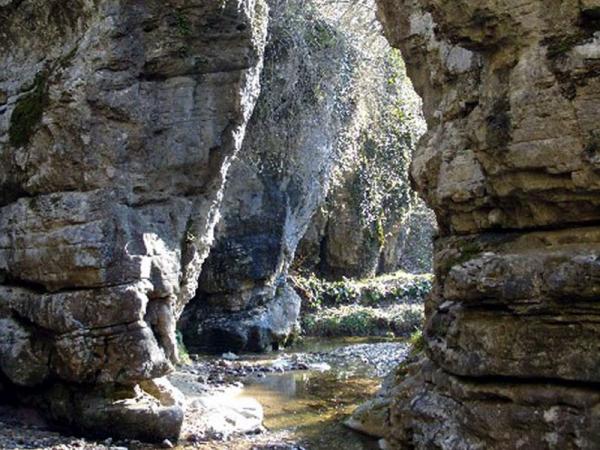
[{"xmin": 237, "ymin": 340, "xmax": 405, "ymax": 450}]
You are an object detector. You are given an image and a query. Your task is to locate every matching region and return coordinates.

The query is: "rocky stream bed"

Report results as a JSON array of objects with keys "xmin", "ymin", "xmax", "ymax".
[{"xmin": 0, "ymin": 339, "xmax": 408, "ymax": 450}]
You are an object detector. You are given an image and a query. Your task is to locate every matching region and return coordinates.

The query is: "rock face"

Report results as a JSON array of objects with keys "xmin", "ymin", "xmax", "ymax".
[
  {"xmin": 376, "ymin": 0, "xmax": 600, "ymax": 448},
  {"xmin": 0, "ymin": 0, "xmax": 267, "ymax": 441},
  {"xmin": 380, "ymin": 199, "xmax": 436, "ymax": 275},
  {"xmin": 179, "ymin": 0, "xmax": 357, "ymax": 353},
  {"xmin": 298, "ymin": 193, "xmax": 436, "ymax": 279},
  {"xmin": 293, "ymin": 32, "xmax": 434, "ymax": 281}
]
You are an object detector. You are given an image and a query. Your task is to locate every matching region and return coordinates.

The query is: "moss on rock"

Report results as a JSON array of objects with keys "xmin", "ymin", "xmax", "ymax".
[{"xmin": 9, "ymin": 72, "xmax": 48, "ymax": 148}]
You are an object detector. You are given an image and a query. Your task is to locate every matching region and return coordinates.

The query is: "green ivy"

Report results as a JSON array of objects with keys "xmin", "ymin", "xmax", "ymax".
[
  {"xmin": 9, "ymin": 72, "xmax": 48, "ymax": 148},
  {"xmin": 176, "ymin": 331, "xmax": 192, "ymax": 365},
  {"xmin": 292, "ymin": 271, "xmax": 432, "ymax": 313},
  {"xmin": 175, "ymin": 10, "xmax": 191, "ymax": 36}
]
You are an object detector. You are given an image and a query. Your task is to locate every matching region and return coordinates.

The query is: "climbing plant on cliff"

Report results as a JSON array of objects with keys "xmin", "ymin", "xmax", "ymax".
[
  {"xmin": 293, "ymin": 0, "xmax": 432, "ymax": 278},
  {"xmin": 248, "ymin": 0, "xmax": 358, "ymax": 179},
  {"xmin": 353, "ymin": 49, "xmax": 423, "ymax": 245}
]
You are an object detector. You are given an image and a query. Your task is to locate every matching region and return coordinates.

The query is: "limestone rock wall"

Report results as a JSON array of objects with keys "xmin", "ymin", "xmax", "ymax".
[
  {"xmin": 179, "ymin": 0, "xmax": 358, "ymax": 353},
  {"xmin": 376, "ymin": 0, "xmax": 600, "ymax": 448},
  {"xmin": 297, "ymin": 190, "xmax": 436, "ymax": 280},
  {"xmin": 0, "ymin": 0, "xmax": 267, "ymax": 441},
  {"xmin": 292, "ymin": 11, "xmax": 434, "ymax": 281}
]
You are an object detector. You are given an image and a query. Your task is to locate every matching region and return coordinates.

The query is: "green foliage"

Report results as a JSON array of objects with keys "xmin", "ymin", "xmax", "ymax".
[
  {"xmin": 292, "ymin": 271, "xmax": 432, "ymax": 313},
  {"xmin": 293, "ymin": 271, "xmax": 431, "ymax": 337},
  {"xmin": 9, "ymin": 72, "xmax": 48, "ymax": 147},
  {"xmin": 340, "ymin": 47, "xmax": 424, "ymax": 251},
  {"xmin": 408, "ymin": 329, "xmax": 425, "ymax": 356},
  {"xmin": 395, "ymin": 329, "xmax": 426, "ymax": 378},
  {"xmin": 306, "ymin": 21, "xmax": 339, "ymax": 49},
  {"xmin": 301, "ymin": 303, "xmax": 423, "ymax": 337},
  {"xmin": 375, "ymin": 216, "xmax": 386, "ymax": 247},
  {"xmin": 292, "ymin": 273, "xmax": 360, "ymax": 311},
  {"xmin": 176, "ymin": 331, "xmax": 192, "ymax": 365},
  {"xmin": 175, "ymin": 10, "xmax": 191, "ymax": 36}
]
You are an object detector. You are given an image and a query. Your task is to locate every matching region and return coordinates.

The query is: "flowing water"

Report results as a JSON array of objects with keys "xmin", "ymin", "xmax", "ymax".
[{"xmin": 236, "ymin": 337, "xmax": 408, "ymax": 449}]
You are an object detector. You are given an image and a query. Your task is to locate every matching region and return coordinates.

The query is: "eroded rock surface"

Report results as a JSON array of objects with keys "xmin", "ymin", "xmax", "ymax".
[
  {"xmin": 291, "ymin": 6, "xmax": 434, "ymax": 281},
  {"xmin": 0, "ymin": 0, "xmax": 267, "ymax": 440},
  {"xmin": 376, "ymin": 0, "xmax": 600, "ymax": 448},
  {"xmin": 180, "ymin": 0, "xmax": 357, "ymax": 353}
]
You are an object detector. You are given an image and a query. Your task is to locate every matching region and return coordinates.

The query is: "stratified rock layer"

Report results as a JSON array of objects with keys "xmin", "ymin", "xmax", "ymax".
[
  {"xmin": 376, "ymin": 0, "xmax": 600, "ymax": 448},
  {"xmin": 0, "ymin": 0, "xmax": 267, "ymax": 441}
]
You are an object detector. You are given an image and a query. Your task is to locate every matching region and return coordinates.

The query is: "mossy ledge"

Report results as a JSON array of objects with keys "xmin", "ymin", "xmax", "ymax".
[{"xmin": 9, "ymin": 72, "xmax": 48, "ymax": 148}]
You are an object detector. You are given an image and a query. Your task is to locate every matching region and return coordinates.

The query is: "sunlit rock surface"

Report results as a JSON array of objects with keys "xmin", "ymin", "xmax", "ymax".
[
  {"xmin": 180, "ymin": 0, "xmax": 356, "ymax": 353},
  {"xmin": 376, "ymin": 0, "xmax": 600, "ymax": 447},
  {"xmin": 0, "ymin": 0, "xmax": 267, "ymax": 440}
]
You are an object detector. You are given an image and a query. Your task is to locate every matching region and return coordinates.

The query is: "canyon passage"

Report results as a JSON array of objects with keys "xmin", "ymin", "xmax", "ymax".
[{"xmin": 1, "ymin": 0, "xmax": 600, "ymax": 449}]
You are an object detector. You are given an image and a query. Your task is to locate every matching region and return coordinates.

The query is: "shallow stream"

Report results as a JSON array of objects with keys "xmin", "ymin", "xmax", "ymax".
[
  {"xmin": 0, "ymin": 338, "xmax": 410, "ymax": 450},
  {"xmin": 234, "ymin": 337, "xmax": 408, "ymax": 449}
]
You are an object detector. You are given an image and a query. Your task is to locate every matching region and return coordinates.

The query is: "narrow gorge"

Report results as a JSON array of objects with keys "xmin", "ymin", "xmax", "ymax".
[{"xmin": 0, "ymin": 0, "xmax": 599, "ymax": 449}]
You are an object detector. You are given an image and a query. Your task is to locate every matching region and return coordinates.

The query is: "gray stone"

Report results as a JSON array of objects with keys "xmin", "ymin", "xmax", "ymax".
[
  {"xmin": 181, "ymin": 0, "xmax": 356, "ymax": 352},
  {"xmin": 374, "ymin": 0, "xmax": 600, "ymax": 447},
  {"xmin": 0, "ymin": 0, "xmax": 268, "ymax": 440},
  {"xmin": 184, "ymin": 284, "xmax": 301, "ymax": 353}
]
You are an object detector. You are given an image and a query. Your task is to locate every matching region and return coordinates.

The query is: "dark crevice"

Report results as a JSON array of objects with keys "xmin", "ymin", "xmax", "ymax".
[
  {"xmin": 449, "ymin": 216, "xmax": 600, "ymax": 238},
  {"xmin": 0, "ymin": 276, "xmax": 144, "ymax": 296},
  {"xmin": 0, "ymin": 274, "xmax": 49, "ymax": 295},
  {"xmin": 449, "ymin": 369, "xmax": 600, "ymax": 392}
]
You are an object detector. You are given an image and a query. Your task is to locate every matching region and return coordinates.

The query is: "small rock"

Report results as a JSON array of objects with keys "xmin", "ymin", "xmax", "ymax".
[
  {"xmin": 222, "ymin": 352, "xmax": 239, "ymax": 361},
  {"xmin": 186, "ymin": 433, "xmax": 204, "ymax": 443},
  {"xmin": 196, "ymin": 375, "xmax": 208, "ymax": 383}
]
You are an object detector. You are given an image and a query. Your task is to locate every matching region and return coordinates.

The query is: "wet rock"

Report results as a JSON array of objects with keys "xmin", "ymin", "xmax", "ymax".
[
  {"xmin": 222, "ymin": 352, "xmax": 240, "ymax": 361},
  {"xmin": 344, "ymin": 396, "xmax": 390, "ymax": 438}
]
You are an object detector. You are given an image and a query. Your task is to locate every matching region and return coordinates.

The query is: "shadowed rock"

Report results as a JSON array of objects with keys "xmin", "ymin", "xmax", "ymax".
[{"xmin": 180, "ymin": 0, "xmax": 356, "ymax": 353}]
